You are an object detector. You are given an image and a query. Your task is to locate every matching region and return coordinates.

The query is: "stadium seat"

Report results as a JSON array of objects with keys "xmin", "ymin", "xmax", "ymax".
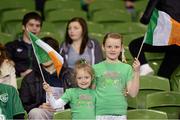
[
  {"xmin": 106, "ymin": 22, "xmax": 147, "ymax": 35},
  {"xmin": 92, "ymin": 9, "xmax": 131, "ymax": 27},
  {"xmin": 1, "ymin": 9, "xmax": 35, "ymax": 34},
  {"xmin": 46, "ymin": 9, "xmax": 87, "ymax": 37},
  {"xmin": 87, "ymin": 22, "xmax": 105, "ymax": 34},
  {"xmin": 146, "ymin": 91, "xmax": 180, "ymax": 119},
  {"xmin": 38, "ymin": 32, "xmax": 62, "ymax": 44},
  {"xmin": 0, "ymin": 0, "xmax": 35, "ymax": 19},
  {"xmin": 170, "ymin": 65, "xmax": 180, "ymax": 91},
  {"xmin": 44, "ymin": 0, "xmax": 81, "ymax": 17},
  {"xmin": 127, "ymin": 109, "xmax": 168, "ymax": 119},
  {"xmin": 0, "ymin": 32, "xmax": 13, "ymax": 45},
  {"xmin": 53, "ymin": 109, "xmax": 72, "ymax": 120},
  {"xmin": 16, "ymin": 77, "xmax": 23, "ymax": 90},
  {"xmin": 127, "ymin": 75, "xmax": 170, "ymax": 109}
]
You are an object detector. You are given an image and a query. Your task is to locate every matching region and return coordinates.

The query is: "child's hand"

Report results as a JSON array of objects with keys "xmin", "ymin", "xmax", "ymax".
[
  {"xmin": 132, "ymin": 58, "xmax": 140, "ymax": 72},
  {"xmin": 43, "ymin": 82, "xmax": 52, "ymax": 95}
]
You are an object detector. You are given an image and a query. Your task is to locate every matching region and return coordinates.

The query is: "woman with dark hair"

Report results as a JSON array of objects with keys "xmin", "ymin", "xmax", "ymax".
[
  {"xmin": 60, "ymin": 17, "xmax": 103, "ymax": 69},
  {"xmin": 60, "ymin": 17, "xmax": 103, "ymax": 88},
  {"xmin": 0, "ymin": 43, "xmax": 16, "ymax": 89}
]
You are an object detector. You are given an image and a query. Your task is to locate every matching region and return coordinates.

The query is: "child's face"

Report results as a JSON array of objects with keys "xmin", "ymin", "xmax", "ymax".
[
  {"xmin": 76, "ymin": 68, "xmax": 92, "ymax": 89},
  {"xmin": 103, "ymin": 37, "xmax": 122, "ymax": 61}
]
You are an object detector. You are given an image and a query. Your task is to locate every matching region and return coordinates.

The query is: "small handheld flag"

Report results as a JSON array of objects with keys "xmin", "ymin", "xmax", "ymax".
[{"xmin": 29, "ymin": 32, "xmax": 64, "ymax": 76}]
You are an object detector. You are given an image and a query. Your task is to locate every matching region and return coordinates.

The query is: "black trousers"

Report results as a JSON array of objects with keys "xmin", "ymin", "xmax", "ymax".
[{"xmin": 129, "ymin": 36, "xmax": 180, "ymax": 79}]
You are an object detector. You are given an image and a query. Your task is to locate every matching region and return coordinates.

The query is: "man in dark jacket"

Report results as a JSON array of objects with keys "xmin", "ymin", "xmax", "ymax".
[{"xmin": 5, "ymin": 12, "xmax": 42, "ymax": 77}]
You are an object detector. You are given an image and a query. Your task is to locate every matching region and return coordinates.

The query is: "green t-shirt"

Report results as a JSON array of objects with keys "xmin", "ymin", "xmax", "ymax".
[
  {"xmin": 0, "ymin": 84, "xmax": 24, "ymax": 119},
  {"xmin": 93, "ymin": 61, "xmax": 133, "ymax": 115},
  {"xmin": 62, "ymin": 88, "xmax": 96, "ymax": 120}
]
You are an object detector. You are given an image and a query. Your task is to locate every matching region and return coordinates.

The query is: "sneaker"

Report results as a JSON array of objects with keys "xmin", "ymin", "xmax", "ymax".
[{"xmin": 140, "ymin": 64, "xmax": 154, "ymax": 76}]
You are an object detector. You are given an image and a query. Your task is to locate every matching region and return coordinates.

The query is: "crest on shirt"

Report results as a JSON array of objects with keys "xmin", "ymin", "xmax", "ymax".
[
  {"xmin": 0, "ymin": 93, "xmax": 8, "ymax": 103},
  {"xmin": 16, "ymin": 48, "xmax": 23, "ymax": 52}
]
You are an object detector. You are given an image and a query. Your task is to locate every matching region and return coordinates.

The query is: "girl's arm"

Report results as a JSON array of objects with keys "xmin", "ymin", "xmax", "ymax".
[
  {"xmin": 48, "ymin": 94, "xmax": 67, "ymax": 109},
  {"xmin": 43, "ymin": 82, "xmax": 67, "ymax": 109},
  {"xmin": 127, "ymin": 58, "xmax": 140, "ymax": 97}
]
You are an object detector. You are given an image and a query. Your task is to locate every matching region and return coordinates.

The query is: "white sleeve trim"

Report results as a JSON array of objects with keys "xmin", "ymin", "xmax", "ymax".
[{"xmin": 49, "ymin": 94, "xmax": 67, "ymax": 109}]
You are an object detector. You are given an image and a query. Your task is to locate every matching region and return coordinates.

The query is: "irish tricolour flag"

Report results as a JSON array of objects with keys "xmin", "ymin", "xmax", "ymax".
[
  {"xmin": 144, "ymin": 9, "xmax": 180, "ymax": 46},
  {"xmin": 29, "ymin": 32, "xmax": 64, "ymax": 75}
]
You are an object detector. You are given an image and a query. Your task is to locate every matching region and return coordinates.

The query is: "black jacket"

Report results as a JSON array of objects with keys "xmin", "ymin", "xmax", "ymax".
[
  {"xmin": 19, "ymin": 63, "xmax": 64, "ymax": 113},
  {"xmin": 5, "ymin": 38, "xmax": 34, "ymax": 77}
]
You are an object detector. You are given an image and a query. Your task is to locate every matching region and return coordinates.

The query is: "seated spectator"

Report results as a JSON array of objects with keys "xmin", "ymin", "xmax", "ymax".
[
  {"xmin": 0, "ymin": 83, "xmax": 24, "ymax": 119},
  {"xmin": 19, "ymin": 37, "xmax": 64, "ymax": 119},
  {"xmin": 129, "ymin": 0, "xmax": 180, "ymax": 79},
  {"xmin": 59, "ymin": 17, "xmax": 103, "ymax": 88},
  {"xmin": 0, "ymin": 43, "xmax": 16, "ymax": 89},
  {"xmin": 5, "ymin": 12, "xmax": 42, "ymax": 77}
]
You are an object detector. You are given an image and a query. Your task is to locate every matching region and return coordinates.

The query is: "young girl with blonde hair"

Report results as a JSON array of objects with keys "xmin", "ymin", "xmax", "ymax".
[{"xmin": 43, "ymin": 59, "xmax": 96, "ymax": 120}]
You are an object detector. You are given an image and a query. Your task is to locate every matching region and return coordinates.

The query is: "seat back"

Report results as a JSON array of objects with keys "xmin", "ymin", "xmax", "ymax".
[
  {"xmin": 53, "ymin": 109, "xmax": 72, "ymax": 120},
  {"xmin": 146, "ymin": 91, "xmax": 180, "ymax": 119},
  {"xmin": 127, "ymin": 109, "xmax": 168, "ymax": 119},
  {"xmin": 170, "ymin": 65, "xmax": 180, "ymax": 91},
  {"xmin": 0, "ymin": 32, "xmax": 13, "ymax": 45},
  {"xmin": 127, "ymin": 75, "xmax": 170, "ymax": 109}
]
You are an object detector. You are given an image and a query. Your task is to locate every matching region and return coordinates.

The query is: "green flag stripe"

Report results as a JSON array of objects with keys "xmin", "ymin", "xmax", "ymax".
[
  {"xmin": 145, "ymin": 9, "xmax": 159, "ymax": 45},
  {"xmin": 30, "ymin": 32, "xmax": 50, "ymax": 63}
]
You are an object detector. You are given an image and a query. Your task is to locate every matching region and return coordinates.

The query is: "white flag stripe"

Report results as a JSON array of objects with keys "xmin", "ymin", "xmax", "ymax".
[
  {"xmin": 153, "ymin": 11, "xmax": 172, "ymax": 45},
  {"xmin": 36, "ymin": 39, "xmax": 64, "ymax": 64}
]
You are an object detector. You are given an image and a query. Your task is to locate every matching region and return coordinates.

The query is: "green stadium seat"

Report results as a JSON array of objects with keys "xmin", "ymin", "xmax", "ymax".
[
  {"xmin": 44, "ymin": 0, "xmax": 81, "ymax": 17},
  {"xmin": 127, "ymin": 109, "xmax": 168, "ymax": 119},
  {"xmin": 87, "ymin": 21, "xmax": 105, "ymax": 34},
  {"xmin": 146, "ymin": 91, "xmax": 180, "ymax": 119},
  {"xmin": 92, "ymin": 9, "xmax": 131, "ymax": 27},
  {"xmin": 1, "ymin": 9, "xmax": 36, "ymax": 34},
  {"xmin": 16, "ymin": 77, "xmax": 23, "ymax": 90},
  {"xmin": 0, "ymin": 0, "xmax": 35, "ymax": 19},
  {"xmin": 170, "ymin": 65, "xmax": 180, "ymax": 91},
  {"xmin": 0, "ymin": 32, "xmax": 13, "ymax": 45},
  {"xmin": 38, "ymin": 32, "xmax": 62, "ymax": 44},
  {"xmin": 127, "ymin": 75, "xmax": 170, "ymax": 109},
  {"xmin": 106, "ymin": 22, "xmax": 147, "ymax": 35},
  {"xmin": 46, "ymin": 9, "xmax": 87, "ymax": 37},
  {"xmin": 53, "ymin": 109, "xmax": 72, "ymax": 120}
]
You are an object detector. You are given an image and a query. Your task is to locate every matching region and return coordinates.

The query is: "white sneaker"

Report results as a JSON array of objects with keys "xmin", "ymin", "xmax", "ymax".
[{"xmin": 140, "ymin": 64, "xmax": 154, "ymax": 76}]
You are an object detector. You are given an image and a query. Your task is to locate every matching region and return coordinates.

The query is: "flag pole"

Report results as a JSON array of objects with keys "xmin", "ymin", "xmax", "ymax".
[
  {"xmin": 27, "ymin": 30, "xmax": 46, "ymax": 82},
  {"xmin": 136, "ymin": 35, "xmax": 146, "ymax": 59}
]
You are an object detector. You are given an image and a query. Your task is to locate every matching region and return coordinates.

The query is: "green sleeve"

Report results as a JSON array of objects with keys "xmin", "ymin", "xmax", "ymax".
[
  {"xmin": 12, "ymin": 87, "xmax": 25, "ymax": 116},
  {"xmin": 61, "ymin": 89, "xmax": 72, "ymax": 103}
]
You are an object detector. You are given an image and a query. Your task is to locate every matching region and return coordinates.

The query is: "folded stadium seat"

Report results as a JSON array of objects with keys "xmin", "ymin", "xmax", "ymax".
[
  {"xmin": 123, "ymin": 33, "xmax": 145, "ymax": 46},
  {"xmin": 44, "ymin": 0, "xmax": 81, "ymax": 17},
  {"xmin": 89, "ymin": 0, "xmax": 125, "ymax": 20},
  {"xmin": 146, "ymin": 91, "xmax": 180, "ymax": 119},
  {"xmin": 127, "ymin": 75, "xmax": 170, "ymax": 109},
  {"xmin": 46, "ymin": 9, "xmax": 87, "ymax": 38},
  {"xmin": 53, "ymin": 109, "xmax": 72, "ymax": 120},
  {"xmin": 106, "ymin": 22, "xmax": 147, "ymax": 35},
  {"xmin": 170, "ymin": 65, "xmax": 180, "ymax": 91},
  {"xmin": 16, "ymin": 77, "xmax": 23, "ymax": 90},
  {"xmin": 87, "ymin": 21, "xmax": 105, "ymax": 34},
  {"xmin": 127, "ymin": 109, "xmax": 168, "ymax": 119},
  {"xmin": 0, "ymin": 32, "xmax": 14, "ymax": 45},
  {"xmin": 92, "ymin": 9, "xmax": 132, "ymax": 28},
  {"xmin": 0, "ymin": 0, "xmax": 35, "ymax": 19},
  {"xmin": 38, "ymin": 31, "xmax": 62, "ymax": 44},
  {"xmin": 1, "ymin": 9, "xmax": 35, "ymax": 34}
]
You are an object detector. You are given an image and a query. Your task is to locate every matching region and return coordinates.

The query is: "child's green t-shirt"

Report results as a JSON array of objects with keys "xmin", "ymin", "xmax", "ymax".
[
  {"xmin": 61, "ymin": 88, "xmax": 96, "ymax": 120},
  {"xmin": 93, "ymin": 61, "xmax": 133, "ymax": 115}
]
